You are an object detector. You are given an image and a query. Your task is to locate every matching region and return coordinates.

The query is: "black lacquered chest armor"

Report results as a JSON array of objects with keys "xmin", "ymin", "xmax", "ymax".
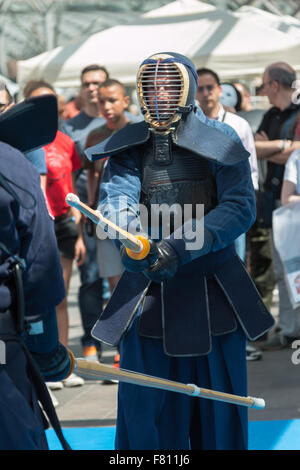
[{"xmin": 140, "ymin": 133, "xmax": 218, "ymax": 231}]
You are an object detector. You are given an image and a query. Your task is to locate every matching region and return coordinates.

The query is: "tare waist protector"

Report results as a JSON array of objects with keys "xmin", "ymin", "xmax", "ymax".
[{"xmin": 92, "ymin": 249, "xmax": 275, "ymax": 357}]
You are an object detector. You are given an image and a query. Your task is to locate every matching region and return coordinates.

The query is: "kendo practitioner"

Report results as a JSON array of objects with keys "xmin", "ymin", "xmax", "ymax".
[
  {"xmin": 85, "ymin": 52, "xmax": 275, "ymax": 450},
  {"xmin": 0, "ymin": 95, "xmax": 73, "ymax": 450}
]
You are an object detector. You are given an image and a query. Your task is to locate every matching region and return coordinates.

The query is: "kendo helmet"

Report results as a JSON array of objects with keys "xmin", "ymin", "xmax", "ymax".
[{"xmin": 137, "ymin": 52, "xmax": 198, "ymax": 131}]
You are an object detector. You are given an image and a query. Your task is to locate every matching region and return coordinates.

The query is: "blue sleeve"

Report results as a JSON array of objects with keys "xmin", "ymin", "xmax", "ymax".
[
  {"xmin": 24, "ymin": 148, "xmax": 47, "ymax": 175},
  {"xmin": 98, "ymin": 150, "xmax": 143, "ymax": 235},
  {"xmin": 0, "ymin": 142, "xmax": 68, "ymax": 381}
]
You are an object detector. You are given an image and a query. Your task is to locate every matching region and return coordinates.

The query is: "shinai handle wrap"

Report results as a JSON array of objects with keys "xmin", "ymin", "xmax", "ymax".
[{"xmin": 125, "ymin": 234, "xmax": 151, "ymax": 260}]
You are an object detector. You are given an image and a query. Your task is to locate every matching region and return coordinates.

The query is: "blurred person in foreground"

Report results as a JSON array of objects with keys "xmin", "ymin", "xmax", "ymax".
[
  {"xmin": 84, "ymin": 51, "xmax": 274, "ymax": 450},
  {"xmin": 0, "ymin": 94, "xmax": 73, "ymax": 449},
  {"xmin": 24, "ymin": 80, "xmax": 86, "ymax": 389}
]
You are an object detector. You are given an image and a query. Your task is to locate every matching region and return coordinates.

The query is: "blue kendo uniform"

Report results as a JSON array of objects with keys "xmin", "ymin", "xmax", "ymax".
[
  {"xmin": 86, "ymin": 52, "xmax": 274, "ymax": 450},
  {"xmin": 0, "ymin": 96, "xmax": 72, "ymax": 450}
]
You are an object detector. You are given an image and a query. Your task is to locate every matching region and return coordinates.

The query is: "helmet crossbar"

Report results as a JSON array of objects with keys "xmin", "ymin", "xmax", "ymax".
[{"xmin": 137, "ymin": 55, "xmax": 189, "ymax": 130}]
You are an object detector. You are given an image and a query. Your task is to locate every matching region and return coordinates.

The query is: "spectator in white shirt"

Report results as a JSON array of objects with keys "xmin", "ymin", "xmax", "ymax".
[
  {"xmin": 196, "ymin": 68, "xmax": 259, "ymax": 263},
  {"xmin": 196, "ymin": 69, "xmax": 258, "ymax": 191},
  {"xmin": 196, "ymin": 69, "xmax": 262, "ymax": 362}
]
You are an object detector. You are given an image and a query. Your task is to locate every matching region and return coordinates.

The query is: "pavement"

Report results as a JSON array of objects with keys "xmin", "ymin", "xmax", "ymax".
[{"xmin": 52, "ymin": 267, "xmax": 300, "ymax": 428}]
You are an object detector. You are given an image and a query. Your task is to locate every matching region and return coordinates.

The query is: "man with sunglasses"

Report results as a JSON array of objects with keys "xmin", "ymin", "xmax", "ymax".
[
  {"xmin": 196, "ymin": 68, "xmax": 258, "ymax": 195},
  {"xmin": 196, "ymin": 69, "xmax": 258, "ymax": 257}
]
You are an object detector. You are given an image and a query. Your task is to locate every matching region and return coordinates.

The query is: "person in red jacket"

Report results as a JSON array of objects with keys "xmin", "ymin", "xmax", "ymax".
[{"xmin": 24, "ymin": 80, "xmax": 86, "ymax": 390}]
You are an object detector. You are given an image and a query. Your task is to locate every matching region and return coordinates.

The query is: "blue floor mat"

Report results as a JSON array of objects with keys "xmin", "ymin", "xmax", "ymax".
[
  {"xmin": 46, "ymin": 420, "xmax": 300, "ymax": 450},
  {"xmin": 46, "ymin": 426, "xmax": 116, "ymax": 450},
  {"xmin": 248, "ymin": 419, "xmax": 300, "ymax": 450}
]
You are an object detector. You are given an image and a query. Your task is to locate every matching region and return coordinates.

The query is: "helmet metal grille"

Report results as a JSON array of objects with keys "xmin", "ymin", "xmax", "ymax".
[{"xmin": 137, "ymin": 59, "xmax": 187, "ymax": 130}]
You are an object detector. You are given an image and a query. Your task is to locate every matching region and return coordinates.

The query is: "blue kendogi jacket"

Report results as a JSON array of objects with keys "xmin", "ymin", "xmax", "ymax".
[
  {"xmin": 88, "ymin": 107, "xmax": 274, "ymax": 356},
  {"xmin": 0, "ymin": 141, "xmax": 66, "ymax": 362},
  {"xmin": 0, "ymin": 96, "xmax": 72, "ymax": 450}
]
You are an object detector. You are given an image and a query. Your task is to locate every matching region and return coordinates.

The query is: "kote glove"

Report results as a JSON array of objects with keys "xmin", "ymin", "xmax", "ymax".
[
  {"xmin": 143, "ymin": 240, "xmax": 179, "ymax": 283},
  {"xmin": 120, "ymin": 238, "xmax": 159, "ymax": 273}
]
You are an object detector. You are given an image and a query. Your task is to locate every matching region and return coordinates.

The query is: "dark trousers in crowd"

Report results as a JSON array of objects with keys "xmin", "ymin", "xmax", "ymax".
[
  {"xmin": 78, "ymin": 226, "xmax": 103, "ymax": 352},
  {"xmin": 76, "ymin": 173, "xmax": 103, "ymax": 355},
  {"xmin": 247, "ymin": 221, "xmax": 275, "ymax": 311}
]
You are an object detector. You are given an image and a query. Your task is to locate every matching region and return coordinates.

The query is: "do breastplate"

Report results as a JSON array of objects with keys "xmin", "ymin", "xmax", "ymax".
[{"xmin": 140, "ymin": 134, "xmax": 217, "ymax": 236}]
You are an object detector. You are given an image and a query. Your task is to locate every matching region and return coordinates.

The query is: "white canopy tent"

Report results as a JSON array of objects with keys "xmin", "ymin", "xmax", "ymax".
[
  {"xmin": 17, "ymin": 0, "xmax": 300, "ymax": 89},
  {"xmin": 143, "ymin": 0, "xmax": 216, "ymax": 16},
  {"xmin": 236, "ymin": 6, "xmax": 300, "ymax": 39}
]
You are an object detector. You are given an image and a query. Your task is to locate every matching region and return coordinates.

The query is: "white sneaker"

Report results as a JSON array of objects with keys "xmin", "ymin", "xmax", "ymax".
[
  {"xmin": 46, "ymin": 381, "xmax": 63, "ymax": 390},
  {"xmin": 63, "ymin": 373, "xmax": 85, "ymax": 388},
  {"xmin": 47, "ymin": 387, "xmax": 59, "ymax": 407}
]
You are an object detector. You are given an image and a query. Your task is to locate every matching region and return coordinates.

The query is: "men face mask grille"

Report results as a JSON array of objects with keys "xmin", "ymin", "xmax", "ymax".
[{"xmin": 138, "ymin": 61, "xmax": 184, "ymax": 129}]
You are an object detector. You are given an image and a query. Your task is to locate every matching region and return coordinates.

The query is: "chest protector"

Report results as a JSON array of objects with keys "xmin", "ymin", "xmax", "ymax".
[{"xmin": 140, "ymin": 132, "xmax": 217, "ymax": 236}]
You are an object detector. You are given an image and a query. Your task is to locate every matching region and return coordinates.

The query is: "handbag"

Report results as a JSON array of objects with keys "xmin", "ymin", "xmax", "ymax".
[{"xmin": 273, "ymin": 202, "xmax": 300, "ymax": 309}]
